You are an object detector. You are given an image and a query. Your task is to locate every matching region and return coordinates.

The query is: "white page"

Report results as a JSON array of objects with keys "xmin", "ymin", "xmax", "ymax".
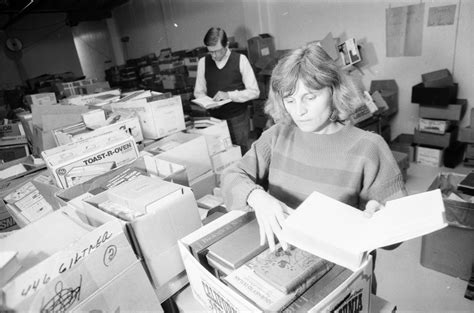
[
  {"xmin": 281, "ymin": 189, "xmax": 447, "ymax": 271},
  {"xmin": 192, "ymin": 96, "xmax": 231, "ymax": 109}
]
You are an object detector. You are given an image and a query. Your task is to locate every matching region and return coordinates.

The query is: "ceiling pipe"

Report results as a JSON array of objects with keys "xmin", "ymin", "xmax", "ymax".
[{"xmin": 2, "ymin": 0, "xmax": 37, "ymax": 30}]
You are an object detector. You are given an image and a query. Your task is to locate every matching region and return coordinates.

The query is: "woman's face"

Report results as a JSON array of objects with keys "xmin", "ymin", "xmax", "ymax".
[{"xmin": 282, "ymin": 80, "xmax": 333, "ymax": 133}]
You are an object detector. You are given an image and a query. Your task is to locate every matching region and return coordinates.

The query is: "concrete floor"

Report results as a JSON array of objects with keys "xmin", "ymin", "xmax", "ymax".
[{"xmin": 376, "ymin": 162, "xmax": 474, "ymax": 313}]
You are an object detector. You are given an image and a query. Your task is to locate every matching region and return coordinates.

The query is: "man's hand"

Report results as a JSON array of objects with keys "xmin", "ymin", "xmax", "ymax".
[
  {"xmin": 213, "ymin": 91, "xmax": 230, "ymax": 101},
  {"xmin": 247, "ymin": 189, "xmax": 292, "ymax": 252}
]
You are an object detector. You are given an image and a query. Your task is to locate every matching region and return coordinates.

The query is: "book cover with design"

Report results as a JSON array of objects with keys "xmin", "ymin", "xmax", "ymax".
[{"xmin": 247, "ymin": 244, "xmax": 334, "ymax": 294}]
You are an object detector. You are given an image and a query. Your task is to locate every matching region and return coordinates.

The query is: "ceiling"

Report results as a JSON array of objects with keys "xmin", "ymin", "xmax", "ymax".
[{"xmin": 0, "ymin": 0, "xmax": 129, "ymax": 29}]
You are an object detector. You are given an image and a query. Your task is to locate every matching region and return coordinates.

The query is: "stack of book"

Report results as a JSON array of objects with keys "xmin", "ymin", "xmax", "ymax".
[{"xmin": 197, "ymin": 212, "xmax": 335, "ymax": 312}]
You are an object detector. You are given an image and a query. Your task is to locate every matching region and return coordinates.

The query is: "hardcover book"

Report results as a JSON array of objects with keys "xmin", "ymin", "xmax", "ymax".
[
  {"xmin": 457, "ymin": 171, "xmax": 474, "ymax": 196},
  {"xmin": 206, "ymin": 218, "xmax": 268, "ymax": 270},
  {"xmin": 224, "ymin": 264, "xmax": 296, "ymax": 312},
  {"xmin": 281, "ymin": 189, "xmax": 446, "ymax": 271},
  {"xmin": 247, "ymin": 244, "xmax": 334, "ymax": 294},
  {"xmin": 188, "ymin": 212, "xmax": 255, "ymax": 273},
  {"xmin": 282, "ymin": 264, "xmax": 352, "ymax": 312}
]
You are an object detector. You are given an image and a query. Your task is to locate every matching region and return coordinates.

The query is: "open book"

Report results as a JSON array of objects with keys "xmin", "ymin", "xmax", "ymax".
[
  {"xmin": 280, "ymin": 189, "xmax": 447, "ymax": 271},
  {"xmin": 191, "ymin": 96, "xmax": 231, "ymax": 109}
]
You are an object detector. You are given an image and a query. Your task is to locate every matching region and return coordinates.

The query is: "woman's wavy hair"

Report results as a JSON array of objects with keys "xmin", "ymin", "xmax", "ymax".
[{"xmin": 264, "ymin": 42, "xmax": 364, "ymax": 124}]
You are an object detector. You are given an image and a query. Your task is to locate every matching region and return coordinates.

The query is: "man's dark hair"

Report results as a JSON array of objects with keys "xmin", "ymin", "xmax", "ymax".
[{"xmin": 203, "ymin": 27, "xmax": 228, "ymax": 47}]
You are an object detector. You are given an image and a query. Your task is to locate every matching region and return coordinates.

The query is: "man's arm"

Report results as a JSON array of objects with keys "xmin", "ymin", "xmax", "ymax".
[
  {"xmin": 193, "ymin": 57, "xmax": 208, "ymax": 99},
  {"xmin": 227, "ymin": 54, "xmax": 260, "ymax": 103}
]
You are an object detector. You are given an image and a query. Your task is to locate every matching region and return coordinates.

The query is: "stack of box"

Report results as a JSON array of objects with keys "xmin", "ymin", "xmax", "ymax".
[
  {"xmin": 411, "ymin": 69, "xmax": 464, "ymax": 168},
  {"xmin": 456, "ymin": 107, "xmax": 474, "ymax": 166}
]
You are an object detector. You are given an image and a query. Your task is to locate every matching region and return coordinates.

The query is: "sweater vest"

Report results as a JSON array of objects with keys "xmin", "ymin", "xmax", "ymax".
[{"xmin": 205, "ymin": 52, "xmax": 250, "ymax": 119}]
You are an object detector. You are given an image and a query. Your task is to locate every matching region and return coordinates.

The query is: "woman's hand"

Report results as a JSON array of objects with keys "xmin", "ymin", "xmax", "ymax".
[
  {"xmin": 247, "ymin": 188, "xmax": 291, "ymax": 252},
  {"xmin": 363, "ymin": 200, "xmax": 384, "ymax": 218}
]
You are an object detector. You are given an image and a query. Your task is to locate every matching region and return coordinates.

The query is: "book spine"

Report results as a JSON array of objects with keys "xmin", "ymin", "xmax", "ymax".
[
  {"xmin": 189, "ymin": 212, "xmax": 254, "ymax": 259},
  {"xmin": 290, "ymin": 261, "xmax": 335, "ymax": 294},
  {"xmin": 282, "ymin": 265, "xmax": 351, "ymax": 312}
]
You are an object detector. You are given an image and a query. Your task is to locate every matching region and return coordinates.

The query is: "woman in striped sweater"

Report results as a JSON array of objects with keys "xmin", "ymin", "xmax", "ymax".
[{"xmin": 221, "ymin": 42, "xmax": 407, "ymax": 254}]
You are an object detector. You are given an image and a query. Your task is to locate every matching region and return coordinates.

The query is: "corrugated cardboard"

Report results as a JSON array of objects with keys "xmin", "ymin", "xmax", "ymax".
[
  {"xmin": 416, "ymin": 146, "xmax": 443, "ymax": 167},
  {"xmin": 112, "ymin": 94, "xmax": 185, "ymax": 140},
  {"xmin": 63, "ymin": 177, "xmax": 202, "ymax": 302},
  {"xmin": 423, "ymin": 173, "xmax": 474, "ymax": 281},
  {"xmin": 146, "ymin": 132, "xmax": 212, "ymax": 182},
  {"xmin": 179, "ymin": 211, "xmax": 372, "ymax": 312},
  {"xmin": 42, "ymin": 132, "xmax": 139, "ymax": 189},
  {"xmin": 187, "ymin": 117, "xmax": 232, "ymax": 156},
  {"xmin": 0, "ymin": 210, "xmax": 150, "ymax": 311},
  {"xmin": 24, "ymin": 93, "xmax": 56, "ymax": 106},
  {"xmin": 411, "ymin": 83, "xmax": 458, "ymax": 106},
  {"xmin": 418, "ymin": 99, "xmax": 467, "ymax": 121},
  {"xmin": 31, "ymin": 104, "xmax": 88, "ymax": 131},
  {"xmin": 421, "ymin": 69, "xmax": 453, "ymax": 88},
  {"xmin": 413, "ymin": 128, "xmax": 456, "ymax": 148},
  {"xmin": 52, "ymin": 114, "xmax": 143, "ymax": 146}
]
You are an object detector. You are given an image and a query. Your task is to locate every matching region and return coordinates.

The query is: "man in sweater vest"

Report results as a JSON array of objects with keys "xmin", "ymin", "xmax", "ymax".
[{"xmin": 194, "ymin": 27, "xmax": 259, "ymax": 153}]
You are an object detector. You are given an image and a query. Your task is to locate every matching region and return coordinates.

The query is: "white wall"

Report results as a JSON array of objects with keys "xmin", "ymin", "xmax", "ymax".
[
  {"xmin": 261, "ymin": 0, "xmax": 472, "ymax": 137},
  {"xmin": 109, "ymin": 0, "xmax": 472, "ymax": 139},
  {"xmin": 71, "ymin": 20, "xmax": 115, "ymax": 81}
]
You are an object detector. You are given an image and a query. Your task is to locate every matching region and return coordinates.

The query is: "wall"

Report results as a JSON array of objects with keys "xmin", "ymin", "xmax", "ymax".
[
  {"xmin": 109, "ymin": 0, "xmax": 472, "ymax": 138},
  {"xmin": 71, "ymin": 20, "xmax": 115, "ymax": 81},
  {"xmin": 112, "ymin": 0, "xmax": 250, "ymax": 58},
  {"xmin": 3, "ymin": 13, "xmax": 83, "ymax": 83},
  {"xmin": 261, "ymin": 0, "xmax": 472, "ymax": 137}
]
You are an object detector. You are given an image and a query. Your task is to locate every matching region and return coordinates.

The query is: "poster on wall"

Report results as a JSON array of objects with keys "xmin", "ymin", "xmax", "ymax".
[
  {"xmin": 427, "ymin": 5, "xmax": 456, "ymax": 26},
  {"xmin": 386, "ymin": 3, "xmax": 425, "ymax": 57}
]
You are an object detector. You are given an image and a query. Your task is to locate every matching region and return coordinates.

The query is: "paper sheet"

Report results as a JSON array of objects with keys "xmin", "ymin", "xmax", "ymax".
[
  {"xmin": 428, "ymin": 5, "xmax": 456, "ymax": 26},
  {"xmin": 386, "ymin": 3, "xmax": 425, "ymax": 57}
]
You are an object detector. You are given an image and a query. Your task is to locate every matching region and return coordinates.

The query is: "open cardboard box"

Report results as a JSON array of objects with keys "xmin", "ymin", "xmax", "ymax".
[
  {"xmin": 0, "ymin": 207, "xmax": 161, "ymax": 311},
  {"xmin": 179, "ymin": 210, "xmax": 372, "ymax": 312},
  {"xmin": 57, "ymin": 167, "xmax": 202, "ymax": 302}
]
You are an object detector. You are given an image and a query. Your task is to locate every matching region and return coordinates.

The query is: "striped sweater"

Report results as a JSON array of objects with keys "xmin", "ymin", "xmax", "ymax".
[{"xmin": 221, "ymin": 123, "xmax": 407, "ymax": 211}]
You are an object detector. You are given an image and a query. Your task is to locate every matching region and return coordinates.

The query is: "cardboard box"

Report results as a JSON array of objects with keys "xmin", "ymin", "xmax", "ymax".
[
  {"xmin": 71, "ymin": 261, "xmax": 163, "ymax": 312},
  {"xmin": 145, "ymin": 132, "xmax": 212, "ymax": 182},
  {"xmin": 457, "ymin": 127, "xmax": 474, "ymax": 143},
  {"xmin": 187, "ymin": 117, "xmax": 232, "ymax": 156},
  {"xmin": 112, "ymin": 94, "xmax": 185, "ymax": 140},
  {"xmin": 63, "ymin": 177, "xmax": 202, "ymax": 302},
  {"xmin": 418, "ymin": 118, "xmax": 450, "ymax": 135},
  {"xmin": 421, "ymin": 69, "xmax": 453, "ymax": 88},
  {"xmin": 141, "ymin": 154, "xmax": 189, "ymax": 187},
  {"xmin": 211, "ymin": 145, "xmax": 242, "ymax": 173},
  {"xmin": 422, "ymin": 173, "xmax": 474, "ymax": 280},
  {"xmin": 413, "ymin": 128, "xmax": 456, "ymax": 148},
  {"xmin": 77, "ymin": 81, "xmax": 111, "ymax": 95},
  {"xmin": 418, "ymin": 99, "xmax": 467, "ymax": 121},
  {"xmin": 416, "ymin": 146, "xmax": 443, "ymax": 167},
  {"xmin": 53, "ymin": 114, "xmax": 143, "ymax": 145},
  {"xmin": 248, "ymin": 34, "xmax": 276, "ymax": 67},
  {"xmin": 369, "ymin": 80, "xmax": 398, "ymax": 117},
  {"xmin": 0, "ymin": 201, "xmax": 19, "ymax": 232},
  {"xmin": 190, "ymin": 170, "xmax": 217, "ymax": 199},
  {"xmin": 16, "ymin": 112, "xmax": 34, "ymax": 143},
  {"xmin": 179, "ymin": 211, "xmax": 372, "ymax": 312},
  {"xmin": 32, "ymin": 124, "xmax": 56, "ymax": 155},
  {"xmin": 31, "ymin": 104, "xmax": 89, "ymax": 132},
  {"xmin": 0, "ymin": 143, "xmax": 29, "ymax": 162},
  {"xmin": 0, "ymin": 123, "xmax": 25, "ymax": 139},
  {"xmin": 42, "ymin": 132, "xmax": 139, "ymax": 189},
  {"xmin": 411, "ymin": 83, "xmax": 458, "ymax": 106},
  {"xmin": 24, "ymin": 93, "xmax": 56, "ymax": 106},
  {"xmin": 0, "ymin": 209, "xmax": 159, "ymax": 311}
]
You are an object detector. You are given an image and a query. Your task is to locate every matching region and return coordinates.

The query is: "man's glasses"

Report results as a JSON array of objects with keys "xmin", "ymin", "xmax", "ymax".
[{"xmin": 208, "ymin": 47, "xmax": 226, "ymax": 56}]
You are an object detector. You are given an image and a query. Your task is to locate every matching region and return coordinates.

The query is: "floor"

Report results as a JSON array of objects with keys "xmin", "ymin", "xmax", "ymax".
[{"xmin": 375, "ymin": 162, "xmax": 474, "ymax": 313}]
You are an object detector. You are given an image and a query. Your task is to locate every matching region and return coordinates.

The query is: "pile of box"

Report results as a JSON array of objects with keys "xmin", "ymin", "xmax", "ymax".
[
  {"xmin": 411, "ymin": 69, "xmax": 466, "ymax": 167},
  {"xmin": 0, "ymin": 96, "xmax": 219, "ymax": 310}
]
